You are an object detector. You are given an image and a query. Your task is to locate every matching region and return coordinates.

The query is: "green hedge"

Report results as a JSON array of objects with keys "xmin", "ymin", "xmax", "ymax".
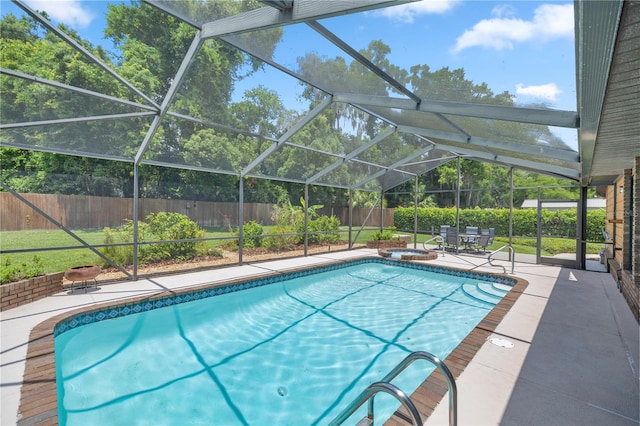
[{"xmin": 394, "ymin": 207, "xmax": 605, "ymax": 242}]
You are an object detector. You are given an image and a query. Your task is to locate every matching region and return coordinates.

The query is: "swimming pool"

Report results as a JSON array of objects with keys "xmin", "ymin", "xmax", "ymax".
[{"xmin": 54, "ymin": 259, "xmax": 515, "ymax": 425}]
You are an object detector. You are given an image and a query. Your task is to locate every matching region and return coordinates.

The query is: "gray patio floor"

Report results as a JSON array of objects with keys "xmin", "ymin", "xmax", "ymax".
[{"xmin": 1, "ymin": 248, "xmax": 638, "ymax": 425}]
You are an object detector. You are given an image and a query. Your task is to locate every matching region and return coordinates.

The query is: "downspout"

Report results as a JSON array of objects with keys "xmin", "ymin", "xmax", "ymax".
[
  {"xmin": 509, "ymin": 167, "xmax": 514, "ymax": 261},
  {"xmin": 380, "ymin": 189, "xmax": 384, "ymax": 230},
  {"xmin": 577, "ymin": 186, "xmax": 588, "ymax": 270},
  {"xmin": 414, "ymin": 175, "xmax": 418, "ymax": 249},
  {"xmin": 349, "ymin": 189, "xmax": 353, "ymax": 249},
  {"xmin": 133, "ymin": 164, "xmax": 139, "ymax": 280},
  {"xmin": 304, "ymin": 184, "xmax": 309, "ymax": 256},
  {"xmin": 239, "ymin": 177, "xmax": 244, "ymax": 265},
  {"xmin": 456, "ymin": 156, "xmax": 461, "ymax": 253}
]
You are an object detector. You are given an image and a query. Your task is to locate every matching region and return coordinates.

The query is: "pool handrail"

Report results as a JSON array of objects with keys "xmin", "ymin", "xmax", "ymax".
[
  {"xmin": 373, "ymin": 351, "xmax": 457, "ymax": 426},
  {"xmin": 487, "ymin": 244, "xmax": 515, "ymax": 274},
  {"xmin": 329, "ymin": 351, "xmax": 457, "ymax": 426},
  {"xmin": 328, "ymin": 381, "xmax": 422, "ymax": 426},
  {"xmin": 422, "ymin": 235, "xmax": 445, "ymax": 255}
]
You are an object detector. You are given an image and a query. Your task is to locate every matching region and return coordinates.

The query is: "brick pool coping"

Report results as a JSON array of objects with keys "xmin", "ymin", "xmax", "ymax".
[{"xmin": 16, "ymin": 257, "xmax": 527, "ymax": 425}]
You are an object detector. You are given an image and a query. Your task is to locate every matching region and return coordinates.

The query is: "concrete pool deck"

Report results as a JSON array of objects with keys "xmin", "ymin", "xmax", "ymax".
[{"xmin": 1, "ymin": 248, "xmax": 638, "ymax": 425}]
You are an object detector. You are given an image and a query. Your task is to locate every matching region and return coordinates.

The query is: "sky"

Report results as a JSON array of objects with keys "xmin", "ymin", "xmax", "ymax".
[{"xmin": 1, "ymin": 0, "xmax": 577, "ymax": 145}]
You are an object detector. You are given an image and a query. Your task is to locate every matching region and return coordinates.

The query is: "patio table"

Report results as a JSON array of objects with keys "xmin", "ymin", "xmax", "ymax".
[{"xmin": 459, "ymin": 233, "xmax": 480, "ymax": 250}]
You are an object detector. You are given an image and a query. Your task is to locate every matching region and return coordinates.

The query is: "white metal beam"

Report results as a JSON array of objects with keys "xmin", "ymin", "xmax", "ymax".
[
  {"xmin": 2, "ymin": 68, "xmax": 158, "ymax": 113},
  {"xmin": 14, "ymin": 0, "xmax": 159, "ymax": 109},
  {"xmin": 241, "ymin": 97, "xmax": 332, "ymax": 176},
  {"xmin": 305, "ymin": 127, "xmax": 397, "ymax": 184},
  {"xmin": 435, "ymin": 144, "xmax": 580, "ymax": 180},
  {"xmin": 1, "ymin": 112, "xmax": 156, "ymax": 129},
  {"xmin": 333, "ymin": 93, "xmax": 579, "ymax": 128},
  {"xmin": 166, "ymin": 111, "xmax": 279, "ymax": 143},
  {"xmin": 141, "ymin": 0, "xmax": 201, "ymax": 29},
  {"xmin": 201, "ymin": 0, "xmax": 416, "ymax": 39},
  {"xmin": 398, "ymin": 125, "xmax": 580, "ymax": 164},
  {"xmin": 307, "ymin": 21, "xmax": 421, "ymax": 103},
  {"xmin": 0, "ymin": 141, "xmax": 134, "ymax": 162},
  {"xmin": 351, "ymin": 145, "xmax": 435, "ymax": 190},
  {"xmin": 134, "ymin": 33, "xmax": 203, "ymax": 164}
]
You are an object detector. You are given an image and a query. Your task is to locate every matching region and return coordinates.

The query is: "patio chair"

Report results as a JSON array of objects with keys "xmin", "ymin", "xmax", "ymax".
[
  {"xmin": 465, "ymin": 226, "xmax": 479, "ymax": 235},
  {"xmin": 445, "ymin": 227, "xmax": 458, "ymax": 251},
  {"xmin": 462, "ymin": 226, "xmax": 479, "ymax": 249},
  {"xmin": 482, "ymin": 228, "xmax": 495, "ymax": 246},
  {"xmin": 473, "ymin": 233, "xmax": 491, "ymax": 253}
]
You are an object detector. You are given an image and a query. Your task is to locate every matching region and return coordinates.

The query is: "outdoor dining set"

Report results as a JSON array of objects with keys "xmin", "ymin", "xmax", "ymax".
[{"xmin": 438, "ymin": 225, "xmax": 495, "ymax": 253}]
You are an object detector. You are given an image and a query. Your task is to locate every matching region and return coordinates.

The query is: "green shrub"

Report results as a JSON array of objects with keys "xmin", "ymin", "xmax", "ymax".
[
  {"xmin": 370, "ymin": 227, "xmax": 399, "ymax": 241},
  {"xmin": 269, "ymin": 199, "xmax": 342, "ymax": 248},
  {"xmin": 145, "ymin": 212, "xmax": 205, "ymax": 261},
  {"xmin": 271, "ymin": 200, "xmax": 305, "ymax": 243},
  {"xmin": 1, "ymin": 255, "xmax": 44, "ymax": 284},
  {"xmin": 207, "ymin": 247, "xmax": 224, "ymax": 257},
  {"xmin": 395, "ymin": 206, "xmax": 606, "ymax": 241},
  {"xmin": 262, "ymin": 226, "xmax": 296, "ymax": 251},
  {"xmin": 100, "ymin": 220, "xmax": 146, "ymax": 265},
  {"xmin": 100, "ymin": 212, "xmax": 205, "ymax": 266},
  {"xmin": 237, "ymin": 221, "xmax": 263, "ymax": 248},
  {"xmin": 308, "ymin": 215, "xmax": 341, "ymax": 244}
]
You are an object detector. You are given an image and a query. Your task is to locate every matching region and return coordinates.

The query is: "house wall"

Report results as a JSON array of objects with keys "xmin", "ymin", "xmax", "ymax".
[{"xmin": 606, "ymin": 157, "xmax": 639, "ymax": 323}]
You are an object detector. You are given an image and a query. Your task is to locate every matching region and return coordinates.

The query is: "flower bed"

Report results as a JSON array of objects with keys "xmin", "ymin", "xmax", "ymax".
[{"xmin": 366, "ymin": 240, "xmax": 407, "ymax": 249}]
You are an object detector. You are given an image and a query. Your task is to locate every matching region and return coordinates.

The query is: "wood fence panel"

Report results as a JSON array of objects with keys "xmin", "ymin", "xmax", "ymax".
[{"xmin": 1, "ymin": 193, "xmax": 394, "ymax": 231}]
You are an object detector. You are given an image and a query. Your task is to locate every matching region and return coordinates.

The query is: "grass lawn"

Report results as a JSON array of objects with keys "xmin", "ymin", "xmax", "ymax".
[
  {"xmin": 1, "ymin": 227, "xmax": 603, "ymax": 280},
  {"xmin": 0, "ymin": 228, "xmax": 236, "ymax": 278}
]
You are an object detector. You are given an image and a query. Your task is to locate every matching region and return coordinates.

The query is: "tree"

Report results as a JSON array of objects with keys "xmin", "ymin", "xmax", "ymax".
[{"xmin": 1, "ymin": 2, "xmax": 284, "ymax": 200}]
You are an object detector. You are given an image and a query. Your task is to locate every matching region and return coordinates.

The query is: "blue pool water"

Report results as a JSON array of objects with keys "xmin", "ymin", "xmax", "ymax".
[{"xmin": 55, "ymin": 260, "xmax": 511, "ymax": 425}]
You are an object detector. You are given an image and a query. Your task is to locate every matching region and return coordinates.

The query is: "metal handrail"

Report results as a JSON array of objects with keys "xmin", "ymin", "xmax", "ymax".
[
  {"xmin": 487, "ymin": 244, "xmax": 515, "ymax": 274},
  {"xmin": 422, "ymin": 235, "xmax": 445, "ymax": 255},
  {"xmin": 329, "ymin": 351, "xmax": 457, "ymax": 426},
  {"xmin": 329, "ymin": 382, "xmax": 422, "ymax": 426},
  {"xmin": 372, "ymin": 351, "xmax": 457, "ymax": 426}
]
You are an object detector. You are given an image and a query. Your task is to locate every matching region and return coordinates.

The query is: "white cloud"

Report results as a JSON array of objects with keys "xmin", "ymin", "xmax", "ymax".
[
  {"xmin": 516, "ymin": 83, "xmax": 562, "ymax": 102},
  {"xmin": 25, "ymin": 0, "xmax": 95, "ymax": 28},
  {"xmin": 453, "ymin": 3, "xmax": 573, "ymax": 52},
  {"xmin": 373, "ymin": 0, "xmax": 461, "ymax": 23},
  {"xmin": 491, "ymin": 4, "xmax": 517, "ymax": 18},
  {"xmin": 533, "ymin": 4, "xmax": 574, "ymax": 38}
]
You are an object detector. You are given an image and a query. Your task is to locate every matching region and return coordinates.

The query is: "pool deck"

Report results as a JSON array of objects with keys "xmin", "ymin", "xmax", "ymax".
[{"xmin": 1, "ymin": 248, "xmax": 638, "ymax": 425}]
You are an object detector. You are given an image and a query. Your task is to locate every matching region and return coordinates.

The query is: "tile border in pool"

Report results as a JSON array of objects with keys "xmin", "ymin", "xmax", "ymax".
[{"xmin": 17, "ymin": 256, "xmax": 528, "ymax": 426}]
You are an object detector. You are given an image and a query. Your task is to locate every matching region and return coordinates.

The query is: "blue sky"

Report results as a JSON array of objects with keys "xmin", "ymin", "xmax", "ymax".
[{"xmin": 2, "ymin": 0, "xmax": 577, "ymax": 144}]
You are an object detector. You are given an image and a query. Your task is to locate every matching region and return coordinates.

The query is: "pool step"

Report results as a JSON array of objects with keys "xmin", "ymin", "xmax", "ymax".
[
  {"xmin": 478, "ymin": 282, "xmax": 508, "ymax": 297},
  {"xmin": 493, "ymin": 283, "xmax": 512, "ymax": 292},
  {"xmin": 462, "ymin": 283, "xmax": 502, "ymax": 304}
]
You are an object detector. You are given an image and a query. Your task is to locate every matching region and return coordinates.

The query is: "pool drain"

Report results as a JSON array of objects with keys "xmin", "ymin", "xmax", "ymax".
[
  {"xmin": 488, "ymin": 337, "xmax": 514, "ymax": 348},
  {"xmin": 277, "ymin": 386, "xmax": 288, "ymax": 397}
]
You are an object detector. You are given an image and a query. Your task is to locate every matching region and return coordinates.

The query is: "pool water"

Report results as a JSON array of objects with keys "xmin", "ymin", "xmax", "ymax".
[{"xmin": 55, "ymin": 261, "xmax": 509, "ymax": 425}]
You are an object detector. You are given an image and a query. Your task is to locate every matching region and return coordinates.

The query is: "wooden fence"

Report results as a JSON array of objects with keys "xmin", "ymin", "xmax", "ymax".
[{"xmin": 0, "ymin": 193, "xmax": 394, "ymax": 231}]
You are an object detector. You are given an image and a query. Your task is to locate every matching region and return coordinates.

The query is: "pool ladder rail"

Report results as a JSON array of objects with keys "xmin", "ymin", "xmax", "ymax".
[
  {"xmin": 422, "ymin": 235, "xmax": 445, "ymax": 255},
  {"xmin": 329, "ymin": 351, "xmax": 457, "ymax": 426},
  {"xmin": 470, "ymin": 244, "xmax": 515, "ymax": 274}
]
